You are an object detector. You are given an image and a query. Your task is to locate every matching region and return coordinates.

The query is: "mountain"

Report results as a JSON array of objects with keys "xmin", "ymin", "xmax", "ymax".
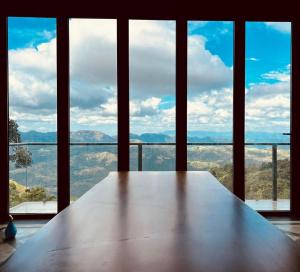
[
  {"xmin": 21, "ymin": 131, "xmax": 175, "ymax": 143},
  {"xmin": 11, "ymin": 129, "xmax": 291, "ymax": 201},
  {"xmin": 21, "ymin": 130, "xmax": 290, "ymax": 144},
  {"xmin": 21, "ymin": 131, "xmax": 57, "ymax": 142},
  {"xmin": 163, "ymin": 130, "xmax": 290, "ymax": 143},
  {"xmin": 21, "ymin": 130, "xmax": 116, "ymax": 143},
  {"xmin": 188, "ymin": 136, "xmax": 217, "ymax": 143},
  {"xmin": 70, "ymin": 130, "xmax": 116, "ymax": 143},
  {"xmin": 130, "ymin": 133, "xmax": 175, "ymax": 143}
]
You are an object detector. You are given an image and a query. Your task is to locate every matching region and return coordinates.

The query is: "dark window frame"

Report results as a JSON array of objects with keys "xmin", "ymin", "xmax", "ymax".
[{"xmin": 0, "ymin": 14, "xmax": 299, "ymax": 222}]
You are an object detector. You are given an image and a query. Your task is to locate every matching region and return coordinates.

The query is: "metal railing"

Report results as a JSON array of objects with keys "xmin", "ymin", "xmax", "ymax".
[{"xmin": 9, "ymin": 142, "xmax": 290, "ymax": 201}]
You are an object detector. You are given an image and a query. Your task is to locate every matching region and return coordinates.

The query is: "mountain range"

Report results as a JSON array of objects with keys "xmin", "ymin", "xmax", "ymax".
[
  {"xmin": 20, "ymin": 130, "xmax": 290, "ymax": 144},
  {"xmin": 8, "ymin": 129, "xmax": 290, "ymax": 200}
]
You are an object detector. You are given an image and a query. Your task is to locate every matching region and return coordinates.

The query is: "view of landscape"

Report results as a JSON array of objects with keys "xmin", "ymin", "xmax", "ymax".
[
  {"xmin": 245, "ymin": 21, "xmax": 291, "ymax": 206},
  {"xmin": 9, "ymin": 129, "xmax": 290, "ymax": 206},
  {"xmin": 7, "ymin": 18, "xmax": 291, "ymax": 213}
]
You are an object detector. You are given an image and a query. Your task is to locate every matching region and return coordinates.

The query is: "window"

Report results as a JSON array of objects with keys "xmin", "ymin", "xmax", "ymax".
[
  {"xmin": 1, "ymin": 15, "xmax": 298, "ymax": 218},
  {"xmin": 129, "ymin": 20, "xmax": 176, "ymax": 171},
  {"xmin": 187, "ymin": 21, "xmax": 234, "ymax": 191},
  {"xmin": 8, "ymin": 17, "xmax": 57, "ymax": 213},
  {"xmin": 245, "ymin": 22, "xmax": 291, "ymax": 211},
  {"xmin": 69, "ymin": 19, "xmax": 118, "ymax": 199}
]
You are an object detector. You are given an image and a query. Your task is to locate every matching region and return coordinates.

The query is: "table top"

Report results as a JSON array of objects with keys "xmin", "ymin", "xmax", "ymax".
[{"xmin": 2, "ymin": 171, "xmax": 300, "ymax": 272}]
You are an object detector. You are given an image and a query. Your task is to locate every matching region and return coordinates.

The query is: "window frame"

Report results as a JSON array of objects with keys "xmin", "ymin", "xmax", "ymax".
[{"xmin": 0, "ymin": 13, "xmax": 299, "ymax": 221}]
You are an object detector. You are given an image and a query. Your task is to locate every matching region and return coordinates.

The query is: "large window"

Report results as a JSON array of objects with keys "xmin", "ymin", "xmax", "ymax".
[
  {"xmin": 1, "ymin": 16, "xmax": 297, "ymax": 217},
  {"xmin": 129, "ymin": 20, "xmax": 176, "ymax": 171},
  {"xmin": 245, "ymin": 22, "xmax": 291, "ymax": 211},
  {"xmin": 187, "ymin": 21, "xmax": 234, "ymax": 191},
  {"xmin": 69, "ymin": 19, "xmax": 118, "ymax": 199},
  {"xmin": 8, "ymin": 17, "xmax": 57, "ymax": 213}
]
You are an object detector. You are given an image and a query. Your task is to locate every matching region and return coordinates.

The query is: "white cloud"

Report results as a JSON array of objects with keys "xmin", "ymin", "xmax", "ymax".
[
  {"xmin": 247, "ymin": 81, "xmax": 290, "ymax": 98},
  {"xmin": 130, "ymin": 97, "xmax": 162, "ymax": 117},
  {"xmin": 262, "ymin": 70, "xmax": 290, "ymax": 82},
  {"xmin": 188, "ymin": 88, "xmax": 233, "ymax": 131},
  {"xmin": 9, "ymin": 19, "xmax": 234, "ymax": 133},
  {"xmin": 265, "ymin": 22, "xmax": 291, "ymax": 34},
  {"xmin": 9, "ymin": 39, "xmax": 57, "ymax": 79},
  {"xmin": 188, "ymin": 35, "xmax": 232, "ymax": 96},
  {"xmin": 10, "ymin": 19, "xmax": 290, "ymax": 134},
  {"xmin": 247, "ymin": 57, "xmax": 259, "ymax": 62},
  {"xmin": 245, "ymin": 74, "xmax": 290, "ymax": 132}
]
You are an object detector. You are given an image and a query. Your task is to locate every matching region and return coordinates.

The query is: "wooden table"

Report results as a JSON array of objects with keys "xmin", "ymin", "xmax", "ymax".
[{"xmin": 2, "ymin": 172, "xmax": 300, "ymax": 272}]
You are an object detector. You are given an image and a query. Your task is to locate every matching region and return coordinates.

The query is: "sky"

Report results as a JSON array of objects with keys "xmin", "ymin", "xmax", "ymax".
[{"xmin": 8, "ymin": 18, "xmax": 291, "ymax": 136}]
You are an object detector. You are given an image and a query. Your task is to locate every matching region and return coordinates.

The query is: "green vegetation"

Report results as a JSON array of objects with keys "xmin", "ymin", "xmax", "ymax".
[
  {"xmin": 9, "ymin": 119, "xmax": 32, "ymax": 169},
  {"xmin": 8, "ymin": 126, "xmax": 290, "ymax": 206},
  {"xmin": 210, "ymin": 164, "xmax": 233, "ymax": 192},
  {"xmin": 9, "ymin": 180, "xmax": 56, "ymax": 208},
  {"xmin": 9, "ymin": 144, "xmax": 291, "ymax": 202},
  {"xmin": 9, "ymin": 119, "xmax": 54, "ymax": 208},
  {"xmin": 211, "ymin": 159, "xmax": 290, "ymax": 200}
]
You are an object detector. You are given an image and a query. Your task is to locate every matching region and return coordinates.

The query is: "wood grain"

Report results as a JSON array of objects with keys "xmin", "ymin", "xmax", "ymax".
[{"xmin": 2, "ymin": 172, "xmax": 300, "ymax": 272}]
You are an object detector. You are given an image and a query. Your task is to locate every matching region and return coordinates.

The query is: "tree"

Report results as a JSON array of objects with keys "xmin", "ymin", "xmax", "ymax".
[
  {"xmin": 9, "ymin": 118, "xmax": 33, "ymax": 190},
  {"xmin": 9, "ymin": 119, "xmax": 21, "ymax": 144},
  {"xmin": 13, "ymin": 147, "xmax": 32, "ymax": 191}
]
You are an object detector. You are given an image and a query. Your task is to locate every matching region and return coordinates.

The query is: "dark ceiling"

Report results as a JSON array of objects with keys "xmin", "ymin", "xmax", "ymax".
[{"xmin": 1, "ymin": 0, "xmax": 299, "ymax": 20}]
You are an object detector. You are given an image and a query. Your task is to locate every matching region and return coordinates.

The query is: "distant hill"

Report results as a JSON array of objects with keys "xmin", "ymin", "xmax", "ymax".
[
  {"xmin": 10, "ymin": 130, "xmax": 291, "ymax": 199},
  {"xmin": 20, "ymin": 130, "xmax": 290, "ymax": 144},
  {"xmin": 70, "ymin": 130, "xmax": 116, "ymax": 143},
  {"xmin": 21, "ymin": 131, "xmax": 176, "ymax": 143},
  {"xmin": 163, "ymin": 130, "xmax": 290, "ymax": 143},
  {"xmin": 21, "ymin": 130, "xmax": 116, "ymax": 143},
  {"xmin": 130, "ymin": 133, "xmax": 175, "ymax": 143},
  {"xmin": 21, "ymin": 131, "xmax": 57, "ymax": 142}
]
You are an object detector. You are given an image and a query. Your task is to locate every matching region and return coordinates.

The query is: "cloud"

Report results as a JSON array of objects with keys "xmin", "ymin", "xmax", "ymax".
[
  {"xmin": 247, "ymin": 57, "xmax": 259, "ymax": 62},
  {"xmin": 129, "ymin": 20, "xmax": 176, "ymax": 99},
  {"xmin": 9, "ymin": 37, "xmax": 57, "ymax": 123},
  {"xmin": 188, "ymin": 35, "xmax": 232, "ymax": 96},
  {"xmin": 262, "ymin": 67, "xmax": 290, "ymax": 82},
  {"xmin": 187, "ymin": 88, "xmax": 233, "ymax": 131},
  {"xmin": 245, "ymin": 74, "xmax": 290, "ymax": 132},
  {"xmin": 69, "ymin": 19, "xmax": 117, "ymax": 87},
  {"xmin": 130, "ymin": 20, "xmax": 232, "ymax": 99},
  {"xmin": 10, "ymin": 19, "xmax": 290, "ymax": 134},
  {"xmin": 264, "ymin": 22, "xmax": 291, "ymax": 34},
  {"xmin": 130, "ymin": 97, "xmax": 162, "ymax": 117},
  {"xmin": 9, "ymin": 19, "xmax": 234, "ymax": 133},
  {"xmin": 9, "ymin": 38, "xmax": 57, "ymax": 80}
]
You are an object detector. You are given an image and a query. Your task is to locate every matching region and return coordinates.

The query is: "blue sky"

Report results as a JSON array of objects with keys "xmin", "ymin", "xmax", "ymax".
[
  {"xmin": 8, "ymin": 18, "xmax": 291, "ymax": 135},
  {"xmin": 245, "ymin": 22, "xmax": 291, "ymax": 86},
  {"xmin": 8, "ymin": 18, "xmax": 56, "ymax": 49},
  {"xmin": 188, "ymin": 21, "xmax": 291, "ymax": 86}
]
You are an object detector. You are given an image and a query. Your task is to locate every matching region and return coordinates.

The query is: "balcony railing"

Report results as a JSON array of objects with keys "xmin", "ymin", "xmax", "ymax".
[{"xmin": 9, "ymin": 142, "xmax": 290, "ymax": 202}]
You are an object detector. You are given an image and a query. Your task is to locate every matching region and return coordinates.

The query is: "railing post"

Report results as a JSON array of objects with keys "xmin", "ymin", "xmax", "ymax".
[
  {"xmin": 272, "ymin": 144, "xmax": 278, "ymax": 201},
  {"xmin": 138, "ymin": 144, "xmax": 143, "ymax": 171}
]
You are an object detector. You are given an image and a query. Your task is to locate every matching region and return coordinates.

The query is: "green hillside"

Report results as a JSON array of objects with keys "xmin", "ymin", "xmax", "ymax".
[
  {"xmin": 9, "ymin": 145, "xmax": 290, "ymax": 206},
  {"xmin": 10, "ymin": 179, "xmax": 55, "ymax": 207}
]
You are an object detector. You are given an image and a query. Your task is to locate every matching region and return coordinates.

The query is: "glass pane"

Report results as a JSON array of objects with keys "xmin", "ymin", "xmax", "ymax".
[
  {"xmin": 69, "ymin": 19, "xmax": 117, "ymax": 200},
  {"xmin": 187, "ymin": 21, "xmax": 234, "ymax": 191},
  {"xmin": 245, "ymin": 22, "xmax": 291, "ymax": 211},
  {"xmin": 129, "ymin": 20, "xmax": 176, "ymax": 171},
  {"xmin": 8, "ymin": 17, "xmax": 57, "ymax": 214}
]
